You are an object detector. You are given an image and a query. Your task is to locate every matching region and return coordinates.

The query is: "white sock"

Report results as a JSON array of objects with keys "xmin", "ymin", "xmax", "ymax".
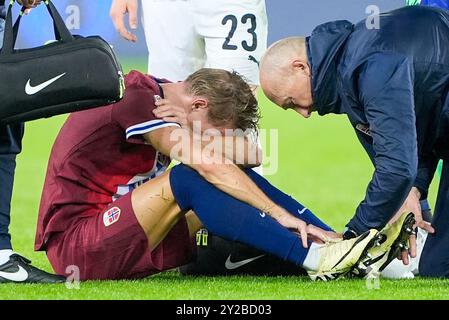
[
  {"xmin": 0, "ymin": 249, "xmax": 13, "ymax": 265},
  {"xmin": 302, "ymin": 242, "xmax": 323, "ymax": 271}
]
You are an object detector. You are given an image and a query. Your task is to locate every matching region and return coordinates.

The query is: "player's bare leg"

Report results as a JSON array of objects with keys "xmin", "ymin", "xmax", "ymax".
[
  {"xmin": 131, "ymin": 169, "xmax": 184, "ymax": 249},
  {"xmin": 131, "ymin": 169, "xmax": 203, "ymax": 249}
]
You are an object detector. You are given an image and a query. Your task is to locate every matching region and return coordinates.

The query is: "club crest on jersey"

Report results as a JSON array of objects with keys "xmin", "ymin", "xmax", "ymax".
[{"xmin": 103, "ymin": 207, "xmax": 121, "ymax": 227}]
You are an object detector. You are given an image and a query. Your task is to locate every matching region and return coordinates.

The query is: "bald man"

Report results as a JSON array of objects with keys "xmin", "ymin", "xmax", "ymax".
[{"xmin": 260, "ymin": 6, "xmax": 449, "ymax": 277}]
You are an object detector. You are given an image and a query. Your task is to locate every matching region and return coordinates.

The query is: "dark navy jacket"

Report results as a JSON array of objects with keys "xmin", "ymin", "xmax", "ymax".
[{"xmin": 306, "ymin": 6, "xmax": 449, "ymax": 234}]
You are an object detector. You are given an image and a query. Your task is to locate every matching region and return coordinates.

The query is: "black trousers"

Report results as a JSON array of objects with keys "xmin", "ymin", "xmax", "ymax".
[
  {"xmin": 0, "ymin": 123, "xmax": 24, "ymax": 250},
  {"xmin": 420, "ymin": 159, "xmax": 449, "ymax": 277}
]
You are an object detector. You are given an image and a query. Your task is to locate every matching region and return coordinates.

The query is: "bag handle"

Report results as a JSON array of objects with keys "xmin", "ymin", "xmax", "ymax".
[{"xmin": 1, "ymin": 0, "xmax": 74, "ymax": 55}]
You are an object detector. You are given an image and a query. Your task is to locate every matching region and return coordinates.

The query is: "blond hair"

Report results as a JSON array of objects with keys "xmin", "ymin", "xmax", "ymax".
[{"xmin": 185, "ymin": 68, "xmax": 260, "ymax": 132}]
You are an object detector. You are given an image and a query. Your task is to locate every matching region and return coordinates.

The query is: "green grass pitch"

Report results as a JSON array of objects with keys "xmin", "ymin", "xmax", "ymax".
[{"xmin": 1, "ymin": 60, "xmax": 448, "ymax": 300}]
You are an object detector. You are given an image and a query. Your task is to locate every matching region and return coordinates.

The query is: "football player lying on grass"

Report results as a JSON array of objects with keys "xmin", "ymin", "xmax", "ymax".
[{"xmin": 35, "ymin": 69, "xmax": 410, "ymax": 281}]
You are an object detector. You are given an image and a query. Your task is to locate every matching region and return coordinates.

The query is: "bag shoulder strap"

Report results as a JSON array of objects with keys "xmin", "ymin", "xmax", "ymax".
[{"xmin": 1, "ymin": 0, "xmax": 74, "ymax": 56}]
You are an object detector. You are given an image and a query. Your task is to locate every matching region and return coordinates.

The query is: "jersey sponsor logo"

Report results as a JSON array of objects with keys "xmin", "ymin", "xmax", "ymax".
[
  {"xmin": 225, "ymin": 254, "xmax": 266, "ymax": 270},
  {"xmin": 0, "ymin": 265, "xmax": 28, "ymax": 282},
  {"xmin": 103, "ymin": 207, "xmax": 121, "ymax": 227},
  {"xmin": 25, "ymin": 73, "xmax": 66, "ymax": 95}
]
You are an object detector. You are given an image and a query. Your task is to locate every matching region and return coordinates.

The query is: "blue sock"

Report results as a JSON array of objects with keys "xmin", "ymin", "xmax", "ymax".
[
  {"xmin": 169, "ymin": 164, "xmax": 309, "ymax": 266},
  {"xmin": 243, "ymin": 168, "xmax": 333, "ymax": 232}
]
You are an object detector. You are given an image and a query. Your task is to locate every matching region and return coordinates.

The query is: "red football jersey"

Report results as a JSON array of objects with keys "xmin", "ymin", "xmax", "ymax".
[{"xmin": 35, "ymin": 71, "xmax": 179, "ymax": 250}]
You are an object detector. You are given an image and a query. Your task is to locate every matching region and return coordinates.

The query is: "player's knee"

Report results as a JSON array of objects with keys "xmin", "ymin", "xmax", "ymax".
[
  {"xmin": 169, "ymin": 164, "xmax": 204, "ymax": 210},
  {"xmin": 170, "ymin": 164, "xmax": 199, "ymax": 185}
]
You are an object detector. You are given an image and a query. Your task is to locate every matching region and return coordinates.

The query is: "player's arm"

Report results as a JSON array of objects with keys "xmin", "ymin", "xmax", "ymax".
[
  {"xmin": 346, "ymin": 53, "xmax": 434, "ymax": 260},
  {"xmin": 145, "ymin": 126, "xmax": 310, "ymax": 247},
  {"xmin": 347, "ymin": 53, "xmax": 419, "ymax": 235},
  {"xmin": 153, "ymin": 99, "xmax": 262, "ymax": 167},
  {"xmin": 110, "ymin": 0, "xmax": 138, "ymax": 42},
  {"xmin": 203, "ymin": 134, "xmax": 262, "ymax": 169}
]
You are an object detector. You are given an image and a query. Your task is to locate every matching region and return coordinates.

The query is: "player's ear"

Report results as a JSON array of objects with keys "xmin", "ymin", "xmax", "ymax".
[
  {"xmin": 292, "ymin": 59, "xmax": 311, "ymax": 76},
  {"xmin": 191, "ymin": 98, "xmax": 208, "ymax": 111}
]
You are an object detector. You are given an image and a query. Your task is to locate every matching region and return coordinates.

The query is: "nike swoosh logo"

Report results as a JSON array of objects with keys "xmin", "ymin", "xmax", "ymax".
[
  {"xmin": 225, "ymin": 254, "xmax": 265, "ymax": 270},
  {"xmin": 298, "ymin": 208, "xmax": 307, "ymax": 215},
  {"xmin": 0, "ymin": 265, "xmax": 28, "ymax": 282},
  {"xmin": 25, "ymin": 73, "xmax": 66, "ymax": 95}
]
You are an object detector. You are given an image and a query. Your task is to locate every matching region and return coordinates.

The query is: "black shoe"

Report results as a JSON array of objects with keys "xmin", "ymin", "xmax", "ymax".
[
  {"xmin": 179, "ymin": 230, "xmax": 306, "ymax": 276},
  {"xmin": 0, "ymin": 254, "xmax": 66, "ymax": 284}
]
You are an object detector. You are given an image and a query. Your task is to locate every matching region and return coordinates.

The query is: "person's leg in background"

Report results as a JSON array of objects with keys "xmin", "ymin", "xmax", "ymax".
[
  {"xmin": 0, "ymin": 124, "xmax": 24, "ymax": 264},
  {"xmin": 419, "ymin": 92, "xmax": 449, "ymax": 277},
  {"xmin": 194, "ymin": 0, "xmax": 268, "ymax": 86},
  {"xmin": 141, "ymin": 0, "xmax": 205, "ymax": 81},
  {"xmin": 0, "ymin": 123, "xmax": 65, "ymax": 283},
  {"xmin": 419, "ymin": 159, "xmax": 449, "ymax": 277}
]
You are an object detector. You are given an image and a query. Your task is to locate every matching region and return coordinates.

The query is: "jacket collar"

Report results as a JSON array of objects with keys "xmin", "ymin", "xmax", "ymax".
[{"xmin": 307, "ymin": 20, "xmax": 353, "ymax": 115}]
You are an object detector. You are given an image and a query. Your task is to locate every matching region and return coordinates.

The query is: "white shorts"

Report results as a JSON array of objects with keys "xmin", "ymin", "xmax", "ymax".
[{"xmin": 141, "ymin": 0, "xmax": 268, "ymax": 84}]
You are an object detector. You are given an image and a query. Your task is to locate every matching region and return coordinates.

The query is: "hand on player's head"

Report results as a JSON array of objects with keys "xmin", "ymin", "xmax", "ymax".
[
  {"xmin": 110, "ymin": 0, "xmax": 138, "ymax": 42},
  {"xmin": 153, "ymin": 97, "xmax": 189, "ymax": 130}
]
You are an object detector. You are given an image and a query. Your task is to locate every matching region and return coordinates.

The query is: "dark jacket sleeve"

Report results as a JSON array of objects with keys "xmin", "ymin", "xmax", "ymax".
[
  {"xmin": 414, "ymin": 154, "xmax": 439, "ymax": 199},
  {"xmin": 346, "ymin": 52, "xmax": 418, "ymax": 234}
]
